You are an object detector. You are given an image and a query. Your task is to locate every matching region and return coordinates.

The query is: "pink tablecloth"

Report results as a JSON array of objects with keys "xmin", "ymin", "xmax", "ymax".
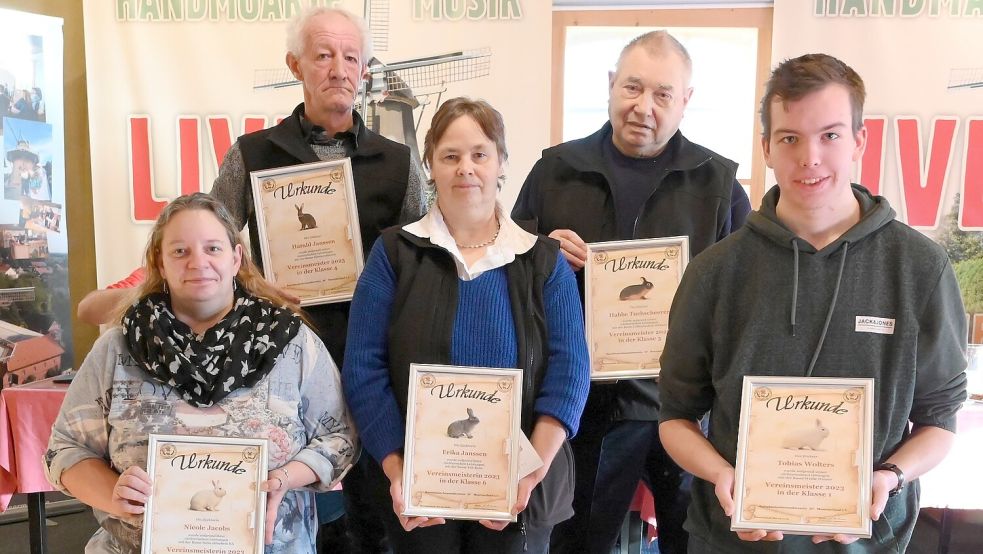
[
  {"xmin": 0, "ymin": 378, "xmax": 69, "ymax": 511},
  {"xmin": 918, "ymin": 401, "xmax": 983, "ymax": 510},
  {"xmin": 629, "ymin": 482, "xmax": 659, "ymax": 543}
]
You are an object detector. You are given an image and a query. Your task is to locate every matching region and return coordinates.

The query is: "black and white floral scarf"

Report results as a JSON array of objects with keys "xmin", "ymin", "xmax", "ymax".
[{"xmin": 122, "ymin": 290, "xmax": 302, "ymax": 407}]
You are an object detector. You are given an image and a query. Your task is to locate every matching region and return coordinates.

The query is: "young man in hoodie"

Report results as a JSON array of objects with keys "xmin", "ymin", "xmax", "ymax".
[{"xmin": 658, "ymin": 53, "xmax": 967, "ymax": 552}]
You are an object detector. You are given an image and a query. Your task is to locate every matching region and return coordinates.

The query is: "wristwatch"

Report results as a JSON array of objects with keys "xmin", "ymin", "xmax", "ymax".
[{"xmin": 876, "ymin": 462, "xmax": 905, "ymax": 497}]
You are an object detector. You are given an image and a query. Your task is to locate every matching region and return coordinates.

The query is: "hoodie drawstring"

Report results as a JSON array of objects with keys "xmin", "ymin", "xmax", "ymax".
[
  {"xmin": 791, "ymin": 241, "xmax": 800, "ymax": 336},
  {"xmin": 804, "ymin": 242, "xmax": 850, "ymax": 377}
]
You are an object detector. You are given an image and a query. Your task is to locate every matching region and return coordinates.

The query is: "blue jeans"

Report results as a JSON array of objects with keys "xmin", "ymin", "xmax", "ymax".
[{"xmin": 551, "ymin": 419, "xmax": 691, "ymax": 554}]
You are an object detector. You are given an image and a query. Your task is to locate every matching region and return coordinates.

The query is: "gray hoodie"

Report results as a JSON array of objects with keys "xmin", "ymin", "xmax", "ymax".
[{"xmin": 659, "ymin": 184, "xmax": 967, "ymax": 553}]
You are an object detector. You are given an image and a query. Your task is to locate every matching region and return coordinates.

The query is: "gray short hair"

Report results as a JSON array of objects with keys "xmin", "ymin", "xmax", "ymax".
[
  {"xmin": 285, "ymin": 7, "xmax": 373, "ymax": 64},
  {"xmin": 616, "ymin": 30, "xmax": 692, "ymax": 76}
]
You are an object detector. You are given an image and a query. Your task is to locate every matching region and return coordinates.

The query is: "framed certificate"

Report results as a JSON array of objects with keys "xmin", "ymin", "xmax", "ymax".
[
  {"xmin": 584, "ymin": 236, "xmax": 689, "ymax": 380},
  {"xmin": 142, "ymin": 434, "xmax": 268, "ymax": 553},
  {"xmin": 732, "ymin": 376, "xmax": 874, "ymax": 537},
  {"xmin": 250, "ymin": 159, "xmax": 364, "ymax": 305},
  {"xmin": 403, "ymin": 364, "xmax": 523, "ymax": 521}
]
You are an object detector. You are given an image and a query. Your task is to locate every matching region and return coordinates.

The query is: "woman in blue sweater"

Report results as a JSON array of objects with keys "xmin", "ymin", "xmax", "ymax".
[{"xmin": 342, "ymin": 97, "xmax": 591, "ymax": 553}]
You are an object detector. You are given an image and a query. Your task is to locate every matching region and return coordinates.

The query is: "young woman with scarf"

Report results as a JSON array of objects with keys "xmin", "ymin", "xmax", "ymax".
[{"xmin": 45, "ymin": 193, "xmax": 356, "ymax": 552}]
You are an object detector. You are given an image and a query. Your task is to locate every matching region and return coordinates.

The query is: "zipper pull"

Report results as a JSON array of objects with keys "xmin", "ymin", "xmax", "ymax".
[{"xmin": 521, "ymin": 520, "xmax": 528, "ymax": 551}]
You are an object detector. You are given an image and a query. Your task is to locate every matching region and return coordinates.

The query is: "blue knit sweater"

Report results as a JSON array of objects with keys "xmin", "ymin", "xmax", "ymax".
[{"xmin": 343, "ymin": 240, "xmax": 590, "ymax": 463}]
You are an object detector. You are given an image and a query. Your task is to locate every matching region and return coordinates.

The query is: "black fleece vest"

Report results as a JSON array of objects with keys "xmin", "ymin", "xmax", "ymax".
[
  {"xmin": 236, "ymin": 105, "xmax": 410, "ymax": 365},
  {"xmin": 379, "ymin": 226, "xmax": 576, "ymax": 526},
  {"xmin": 237, "ymin": 107, "xmax": 409, "ymax": 266}
]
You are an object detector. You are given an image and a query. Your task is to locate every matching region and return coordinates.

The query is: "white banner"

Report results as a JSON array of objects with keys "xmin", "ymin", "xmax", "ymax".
[{"xmin": 83, "ymin": 0, "xmax": 548, "ymax": 285}]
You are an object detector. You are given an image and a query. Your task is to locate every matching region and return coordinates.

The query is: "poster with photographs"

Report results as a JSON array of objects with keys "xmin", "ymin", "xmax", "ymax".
[
  {"xmin": 584, "ymin": 237, "xmax": 689, "ymax": 380},
  {"xmin": 250, "ymin": 159, "xmax": 363, "ymax": 305},
  {"xmin": 403, "ymin": 364, "xmax": 522, "ymax": 522},
  {"xmin": 732, "ymin": 376, "xmax": 874, "ymax": 537},
  {"xmin": 142, "ymin": 434, "xmax": 268, "ymax": 554},
  {"xmin": 0, "ymin": 10, "xmax": 70, "ymax": 389},
  {"xmin": 19, "ymin": 198, "xmax": 61, "ymax": 233}
]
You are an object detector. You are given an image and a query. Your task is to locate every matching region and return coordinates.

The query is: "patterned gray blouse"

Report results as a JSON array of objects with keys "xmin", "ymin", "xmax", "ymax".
[{"xmin": 44, "ymin": 326, "xmax": 357, "ymax": 553}]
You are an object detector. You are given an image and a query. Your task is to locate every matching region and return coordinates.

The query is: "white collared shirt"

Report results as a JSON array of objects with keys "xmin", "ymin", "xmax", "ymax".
[{"xmin": 403, "ymin": 203, "xmax": 538, "ymax": 281}]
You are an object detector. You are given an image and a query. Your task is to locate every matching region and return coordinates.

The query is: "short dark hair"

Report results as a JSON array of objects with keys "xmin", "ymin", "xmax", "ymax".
[
  {"xmin": 760, "ymin": 53, "xmax": 866, "ymax": 138},
  {"xmin": 422, "ymin": 97, "xmax": 507, "ymax": 169}
]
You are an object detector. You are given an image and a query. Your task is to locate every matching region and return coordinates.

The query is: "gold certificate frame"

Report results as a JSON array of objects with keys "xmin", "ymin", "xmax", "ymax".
[
  {"xmin": 732, "ymin": 376, "xmax": 874, "ymax": 537},
  {"xmin": 250, "ymin": 159, "xmax": 363, "ymax": 305},
  {"xmin": 403, "ymin": 364, "xmax": 523, "ymax": 521},
  {"xmin": 142, "ymin": 434, "xmax": 268, "ymax": 554},
  {"xmin": 584, "ymin": 236, "xmax": 689, "ymax": 380}
]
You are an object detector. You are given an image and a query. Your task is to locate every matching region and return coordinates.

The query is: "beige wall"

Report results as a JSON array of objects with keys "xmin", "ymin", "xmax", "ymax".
[{"xmin": 0, "ymin": 0, "xmax": 97, "ymax": 367}]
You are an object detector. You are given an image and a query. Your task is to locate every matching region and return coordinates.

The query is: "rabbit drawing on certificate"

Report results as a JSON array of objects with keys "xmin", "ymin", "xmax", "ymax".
[
  {"xmin": 296, "ymin": 203, "xmax": 317, "ymax": 230},
  {"xmin": 447, "ymin": 408, "xmax": 480, "ymax": 439},
  {"xmin": 781, "ymin": 418, "xmax": 830, "ymax": 450},
  {"xmin": 189, "ymin": 480, "xmax": 227, "ymax": 511},
  {"xmin": 619, "ymin": 277, "xmax": 654, "ymax": 300}
]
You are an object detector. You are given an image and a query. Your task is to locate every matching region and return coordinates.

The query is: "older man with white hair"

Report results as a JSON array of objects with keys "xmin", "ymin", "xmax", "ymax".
[
  {"xmin": 211, "ymin": 6, "xmax": 425, "ymax": 365},
  {"xmin": 210, "ymin": 7, "xmax": 425, "ymax": 553}
]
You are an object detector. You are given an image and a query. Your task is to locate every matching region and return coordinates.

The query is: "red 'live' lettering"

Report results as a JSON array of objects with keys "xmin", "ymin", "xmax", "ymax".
[
  {"xmin": 206, "ymin": 116, "xmax": 270, "ymax": 175},
  {"xmin": 207, "ymin": 116, "xmax": 234, "ymax": 177},
  {"xmin": 128, "ymin": 115, "xmax": 167, "ymax": 221},
  {"xmin": 858, "ymin": 116, "xmax": 886, "ymax": 196},
  {"xmin": 131, "ymin": 115, "xmax": 281, "ymax": 221},
  {"xmin": 178, "ymin": 116, "xmax": 200, "ymax": 197},
  {"xmin": 895, "ymin": 117, "xmax": 959, "ymax": 230},
  {"xmin": 962, "ymin": 118, "xmax": 983, "ymax": 230}
]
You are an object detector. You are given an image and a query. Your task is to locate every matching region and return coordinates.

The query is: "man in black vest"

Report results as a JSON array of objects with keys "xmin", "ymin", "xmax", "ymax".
[
  {"xmin": 210, "ymin": 7, "xmax": 425, "ymax": 553},
  {"xmin": 512, "ymin": 31, "xmax": 751, "ymax": 554}
]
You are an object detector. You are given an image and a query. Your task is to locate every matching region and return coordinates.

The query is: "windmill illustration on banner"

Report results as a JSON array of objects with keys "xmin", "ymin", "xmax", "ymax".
[
  {"xmin": 947, "ymin": 67, "xmax": 983, "ymax": 90},
  {"xmin": 253, "ymin": 0, "xmax": 492, "ymax": 160}
]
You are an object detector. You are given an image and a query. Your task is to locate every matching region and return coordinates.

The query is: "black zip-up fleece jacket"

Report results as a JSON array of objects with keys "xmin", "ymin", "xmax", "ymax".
[
  {"xmin": 660, "ymin": 185, "xmax": 968, "ymax": 553},
  {"xmin": 512, "ymin": 123, "xmax": 747, "ymax": 422}
]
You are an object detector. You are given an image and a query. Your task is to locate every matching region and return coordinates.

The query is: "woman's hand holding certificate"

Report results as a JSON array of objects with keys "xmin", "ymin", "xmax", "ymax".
[
  {"xmin": 383, "ymin": 452, "xmax": 447, "ymax": 532},
  {"xmin": 111, "ymin": 465, "xmax": 152, "ymax": 523},
  {"xmin": 478, "ymin": 468, "xmax": 546, "ymax": 531}
]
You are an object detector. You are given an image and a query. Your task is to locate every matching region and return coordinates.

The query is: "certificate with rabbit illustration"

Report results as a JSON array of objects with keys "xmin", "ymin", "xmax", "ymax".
[
  {"xmin": 250, "ymin": 159, "xmax": 363, "ymax": 305},
  {"xmin": 403, "ymin": 364, "xmax": 523, "ymax": 521},
  {"xmin": 732, "ymin": 377, "xmax": 874, "ymax": 537},
  {"xmin": 584, "ymin": 236, "xmax": 689, "ymax": 380},
  {"xmin": 142, "ymin": 434, "xmax": 268, "ymax": 554}
]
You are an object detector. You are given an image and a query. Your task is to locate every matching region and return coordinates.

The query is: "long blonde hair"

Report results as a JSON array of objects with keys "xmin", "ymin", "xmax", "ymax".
[{"xmin": 118, "ymin": 193, "xmax": 304, "ymax": 323}]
